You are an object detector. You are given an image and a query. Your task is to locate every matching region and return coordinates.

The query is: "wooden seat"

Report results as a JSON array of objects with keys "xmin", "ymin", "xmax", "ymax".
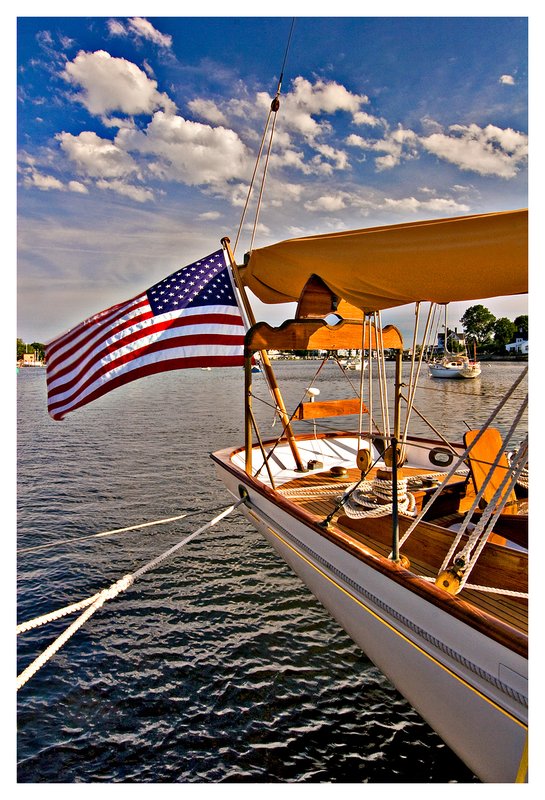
[
  {"xmin": 464, "ymin": 427, "xmax": 528, "ymax": 549},
  {"xmin": 464, "ymin": 428, "xmax": 519, "ymax": 510}
]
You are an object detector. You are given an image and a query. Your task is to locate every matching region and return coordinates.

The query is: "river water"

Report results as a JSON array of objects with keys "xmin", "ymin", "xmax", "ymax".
[{"xmin": 16, "ymin": 361, "xmax": 527, "ymax": 783}]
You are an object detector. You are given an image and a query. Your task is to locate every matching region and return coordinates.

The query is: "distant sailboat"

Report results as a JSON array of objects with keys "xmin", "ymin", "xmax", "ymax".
[{"xmin": 428, "ymin": 307, "xmax": 481, "ymax": 379}]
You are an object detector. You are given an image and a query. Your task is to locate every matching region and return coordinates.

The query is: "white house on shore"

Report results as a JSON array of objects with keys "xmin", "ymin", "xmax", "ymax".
[{"xmin": 505, "ymin": 337, "xmax": 528, "ymax": 355}]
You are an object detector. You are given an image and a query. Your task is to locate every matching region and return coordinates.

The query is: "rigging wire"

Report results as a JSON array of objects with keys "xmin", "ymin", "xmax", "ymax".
[{"xmin": 232, "ymin": 18, "xmax": 296, "ymax": 256}]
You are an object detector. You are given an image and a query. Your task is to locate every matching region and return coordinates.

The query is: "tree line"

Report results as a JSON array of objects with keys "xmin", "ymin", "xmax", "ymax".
[{"xmin": 459, "ymin": 306, "xmax": 528, "ymax": 353}]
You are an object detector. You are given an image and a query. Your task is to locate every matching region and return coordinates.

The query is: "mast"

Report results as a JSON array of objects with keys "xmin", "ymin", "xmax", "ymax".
[{"xmin": 442, "ymin": 304, "xmax": 447, "ymax": 356}]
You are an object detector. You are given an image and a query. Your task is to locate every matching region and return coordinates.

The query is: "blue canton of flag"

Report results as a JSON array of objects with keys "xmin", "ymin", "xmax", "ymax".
[{"xmin": 147, "ymin": 251, "xmax": 238, "ymax": 314}]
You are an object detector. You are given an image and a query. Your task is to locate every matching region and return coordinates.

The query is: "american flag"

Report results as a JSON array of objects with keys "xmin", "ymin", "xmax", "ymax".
[{"xmin": 46, "ymin": 250, "xmax": 246, "ymax": 420}]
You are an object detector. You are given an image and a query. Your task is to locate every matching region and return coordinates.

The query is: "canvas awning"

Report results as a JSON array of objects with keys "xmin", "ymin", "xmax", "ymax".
[{"xmin": 240, "ymin": 209, "xmax": 528, "ymax": 312}]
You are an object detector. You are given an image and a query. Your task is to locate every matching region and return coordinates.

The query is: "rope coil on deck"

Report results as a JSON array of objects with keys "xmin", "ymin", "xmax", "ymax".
[{"xmin": 343, "ymin": 474, "xmax": 417, "ymax": 519}]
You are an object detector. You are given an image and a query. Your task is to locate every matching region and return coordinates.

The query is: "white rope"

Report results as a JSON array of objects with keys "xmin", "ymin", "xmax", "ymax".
[
  {"xmin": 366, "ymin": 315, "xmax": 374, "ymax": 441},
  {"xmin": 17, "ymin": 593, "xmax": 102, "ymax": 634},
  {"xmin": 17, "ymin": 500, "xmax": 244, "ymax": 691},
  {"xmin": 279, "ymin": 482, "xmax": 353, "ymax": 498},
  {"xmin": 376, "ymin": 311, "xmax": 391, "ymax": 438},
  {"xmin": 343, "ymin": 474, "xmax": 417, "ymax": 519},
  {"xmin": 460, "ymin": 583, "xmax": 527, "ymax": 598},
  {"xmin": 456, "ymin": 441, "xmax": 528, "ymax": 593},
  {"xmin": 437, "ymin": 400, "xmax": 527, "ymax": 576},
  {"xmin": 17, "ymin": 575, "xmax": 134, "ymax": 691},
  {"xmin": 401, "ymin": 302, "xmax": 434, "ymax": 446},
  {"xmin": 509, "ymin": 447, "xmax": 529, "ymax": 490},
  {"xmin": 17, "ymin": 511, "xmax": 193, "ymax": 555}
]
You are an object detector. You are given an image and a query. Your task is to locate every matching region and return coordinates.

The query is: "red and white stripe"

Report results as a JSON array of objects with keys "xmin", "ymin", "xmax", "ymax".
[{"xmin": 46, "ymin": 294, "xmax": 245, "ymax": 420}]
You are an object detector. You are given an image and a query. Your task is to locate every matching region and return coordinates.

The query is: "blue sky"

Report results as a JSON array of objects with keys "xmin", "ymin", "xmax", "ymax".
[{"xmin": 16, "ymin": 9, "xmax": 529, "ymax": 343}]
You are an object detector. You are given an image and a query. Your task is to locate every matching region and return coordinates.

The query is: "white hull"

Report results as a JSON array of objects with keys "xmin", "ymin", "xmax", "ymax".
[
  {"xmin": 428, "ymin": 361, "xmax": 481, "ymax": 379},
  {"xmin": 212, "ymin": 437, "xmax": 527, "ymax": 783}
]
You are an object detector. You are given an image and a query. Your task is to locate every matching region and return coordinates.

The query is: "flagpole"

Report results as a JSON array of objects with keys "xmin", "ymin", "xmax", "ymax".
[{"xmin": 221, "ymin": 236, "xmax": 306, "ymax": 473}]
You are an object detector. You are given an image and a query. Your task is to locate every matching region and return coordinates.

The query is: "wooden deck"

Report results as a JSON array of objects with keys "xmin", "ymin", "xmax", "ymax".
[{"xmin": 277, "ymin": 467, "xmax": 528, "ymax": 636}]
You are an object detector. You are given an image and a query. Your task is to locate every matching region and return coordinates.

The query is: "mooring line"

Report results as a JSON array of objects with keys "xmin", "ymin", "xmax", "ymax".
[
  {"xmin": 17, "ymin": 500, "xmax": 245, "ymax": 691},
  {"xmin": 17, "ymin": 504, "xmax": 233, "ymax": 555}
]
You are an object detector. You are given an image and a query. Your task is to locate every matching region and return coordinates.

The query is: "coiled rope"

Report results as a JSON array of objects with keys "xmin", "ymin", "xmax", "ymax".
[
  {"xmin": 343, "ymin": 472, "xmax": 417, "ymax": 519},
  {"xmin": 17, "ymin": 500, "xmax": 244, "ymax": 691}
]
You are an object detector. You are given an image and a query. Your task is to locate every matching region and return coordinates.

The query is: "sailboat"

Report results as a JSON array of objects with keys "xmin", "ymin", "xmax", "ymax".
[
  {"xmin": 28, "ymin": 22, "xmax": 527, "ymax": 783},
  {"xmin": 428, "ymin": 355, "xmax": 481, "ymax": 379},
  {"xmin": 212, "ymin": 209, "xmax": 528, "ymax": 783},
  {"xmin": 428, "ymin": 306, "xmax": 481, "ymax": 379}
]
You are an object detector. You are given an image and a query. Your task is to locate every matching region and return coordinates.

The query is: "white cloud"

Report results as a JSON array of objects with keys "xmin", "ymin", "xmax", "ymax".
[
  {"xmin": 499, "ymin": 74, "xmax": 516, "ymax": 85},
  {"xmin": 289, "ymin": 76, "xmax": 368, "ymax": 115},
  {"xmin": 211, "ymin": 177, "xmax": 304, "ymax": 210},
  {"xmin": 304, "ymin": 194, "xmax": 347, "ymax": 212},
  {"xmin": 261, "ymin": 180, "xmax": 305, "ymax": 207},
  {"xmin": 198, "ymin": 211, "xmax": 221, "ymax": 220},
  {"xmin": 346, "ymin": 127, "xmax": 419, "ymax": 170},
  {"xmin": 95, "ymin": 179, "xmax": 155, "ymax": 203},
  {"xmin": 106, "ymin": 20, "xmax": 126, "ymax": 37},
  {"xmin": 180, "ymin": 77, "xmax": 370, "ymax": 178},
  {"xmin": 116, "ymin": 111, "xmax": 252, "ymax": 186},
  {"xmin": 313, "ymin": 143, "xmax": 350, "ymax": 171},
  {"xmin": 67, "ymin": 180, "xmax": 89, "ymax": 194},
  {"xmin": 62, "ymin": 50, "xmax": 176, "ymax": 117},
  {"xmin": 127, "ymin": 18, "xmax": 173, "ymax": 49},
  {"xmin": 100, "ymin": 116, "xmax": 137, "ymax": 131},
  {"xmin": 347, "ymin": 120, "xmax": 527, "ymax": 179},
  {"xmin": 269, "ymin": 148, "xmax": 309, "ymax": 174},
  {"xmin": 21, "ymin": 168, "xmax": 89, "ymax": 195},
  {"xmin": 421, "ymin": 123, "xmax": 527, "ymax": 178},
  {"xmin": 382, "ymin": 196, "xmax": 470, "ymax": 214},
  {"xmin": 107, "ymin": 17, "xmax": 173, "ymax": 49},
  {"xmin": 187, "ymin": 98, "xmax": 228, "ymax": 126},
  {"xmin": 23, "ymin": 170, "xmax": 64, "ymax": 191},
  {"xmin": 420, "ymin": 116, "xmax": 444, "ymax": 135},
  {"xmin": 57, "ymin": 131, "xmax": 140, "ymax": 179},
  {"xmin": 267, "ymin": 139, "xmax": 352, "ymax": 178},
  {"xmin": 280, "ymin": 76, "xmax": 369, "ymax": 143},
  {"xmin": 352, "ymin": 111, "xmax": 383, "ymax": 127}
]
